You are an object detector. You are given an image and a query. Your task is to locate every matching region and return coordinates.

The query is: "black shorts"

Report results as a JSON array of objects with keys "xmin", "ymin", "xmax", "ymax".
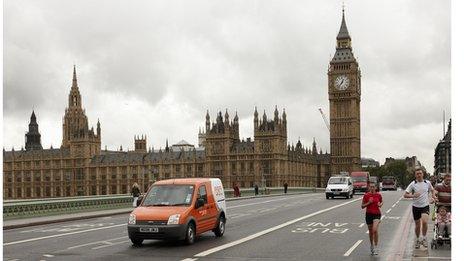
[
  {"xmin": 412, "ymin": 206, "xmax": 430, "ymax": 220},
  {"xmin": 365, "ymin": 213, "xmax": 381, "ymax": 225}
]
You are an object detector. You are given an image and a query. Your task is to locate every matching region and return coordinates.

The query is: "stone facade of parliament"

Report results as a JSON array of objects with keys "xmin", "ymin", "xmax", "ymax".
[{"xmin": 3, "ymin": 11, "xmax": 362, "ymax": 199}]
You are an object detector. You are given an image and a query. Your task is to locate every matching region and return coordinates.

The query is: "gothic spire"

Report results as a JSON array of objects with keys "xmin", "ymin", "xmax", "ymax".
[
  {"xmin": 31, "ymin": 110, "xmax": 37, "ymax": 122},
  {"xmin": 72, "ymin": 65, "xmax": 78, "ymax": 88},
  {"xmin": 337, "ymin": 7, "xmax": 351, "ymax": 40}
]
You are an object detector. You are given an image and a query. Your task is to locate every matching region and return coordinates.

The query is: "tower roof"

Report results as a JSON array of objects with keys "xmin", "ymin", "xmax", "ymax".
[
  {"xmin": 30, "ymin": 110, "xmax": 37, "ymax": 122},
  {"xmin": 337, "ymin": 9, "xmax": 351, "ymax": 40},
  {"xmin": 72, "ymin": 65, "xmax": 78, "ymax": 88}
]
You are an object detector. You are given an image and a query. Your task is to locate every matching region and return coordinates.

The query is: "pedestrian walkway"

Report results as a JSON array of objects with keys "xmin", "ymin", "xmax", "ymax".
[{"xmin": 405, "ymin": 206, "xmax": 451, "ymax": 260}]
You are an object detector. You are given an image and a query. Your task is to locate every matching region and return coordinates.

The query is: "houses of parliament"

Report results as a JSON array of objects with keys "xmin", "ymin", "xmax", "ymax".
[{"xmin": 3, "ymin": 10, "xmax": 361, "ymax": 199}]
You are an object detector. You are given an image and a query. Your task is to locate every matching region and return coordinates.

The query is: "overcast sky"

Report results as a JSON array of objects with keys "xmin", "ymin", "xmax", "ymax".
[{"xmin": 3, "ymin": 0, "xmax": 450, "ymax": 172}]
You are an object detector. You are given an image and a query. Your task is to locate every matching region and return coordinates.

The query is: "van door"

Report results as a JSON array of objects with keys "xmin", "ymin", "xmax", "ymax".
[{"xmin": 195, "ymin": 184, "xmax": 213, "ymax": 233}]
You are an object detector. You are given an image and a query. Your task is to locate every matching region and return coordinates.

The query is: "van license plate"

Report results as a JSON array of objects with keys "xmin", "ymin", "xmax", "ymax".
[
  {"xmin": 333, "ymin": 192, "xmax": 340, "ymax": 195},
  {"xmin": 140, "ymin": 227, "xmax": 158, "ymax": 233}
]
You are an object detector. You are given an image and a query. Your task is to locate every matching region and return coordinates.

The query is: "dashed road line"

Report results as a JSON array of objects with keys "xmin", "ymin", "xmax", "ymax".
[
  {"xmin": 91, "ymin": 240, "xmax": 127, "ymax": 250},
  {"xmin": 228, "ymin": 194, "xmax": 320, "ymax": 209},
  {"xmin": 4, "ymin": 224, "xmax": 127, "ymax": 246},
  {"xmin": 67, "ymin": 236, "xmax": 127, "ymax": 250},
  {"xmin": 343, "ymin": 240, "xmax": 363, "ymax": 257}
]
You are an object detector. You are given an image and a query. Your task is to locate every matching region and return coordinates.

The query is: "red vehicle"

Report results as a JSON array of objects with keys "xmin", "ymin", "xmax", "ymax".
[{"xmin": 350, "ymin": 172, "xmax": 370, "ymax": 193}]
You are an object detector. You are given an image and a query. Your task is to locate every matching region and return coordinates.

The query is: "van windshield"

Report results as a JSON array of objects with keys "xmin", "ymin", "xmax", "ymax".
[
  {"xmin": 351, "ymin": 176, "xmax": 367, "ymax": 182},
  {"xmin": 328, "ymin": 178, "xmax": 347, "ymax": 184},
  {"xmin": 142, "ymin": 185, "xmax": 195, "ymax": 207}
]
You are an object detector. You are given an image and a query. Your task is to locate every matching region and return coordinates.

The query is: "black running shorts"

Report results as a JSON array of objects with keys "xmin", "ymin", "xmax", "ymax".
[
  {"xmin": 365, "ymin": 213, "xmax": 381, "ymax": 225},
  {"xmin": 412, "ymin": 205, "xmax": 430, "ymax": 220}
]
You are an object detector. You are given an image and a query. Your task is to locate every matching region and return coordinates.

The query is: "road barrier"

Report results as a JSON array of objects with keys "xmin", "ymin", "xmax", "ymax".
[{"xmin": 3, "ymin": 187, "xmax": 323, "ymax": 220}]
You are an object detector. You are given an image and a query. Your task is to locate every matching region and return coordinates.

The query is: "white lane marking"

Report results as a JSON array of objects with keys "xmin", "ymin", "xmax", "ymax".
[
  {"xmin": 43, "ymin": 254, "xmax": 54, "ymax": 257},
  {"xmin": 386, "ymin": 209, "xmax": 392, "ymax": 214},
  {"xmin": 193, "ymin": 198, "xmax": 360, "ymax": 258},
  {"xmin": 91, "ymin": 240, "xmax": 127, "ymax": 250},
  {"xmin": 4, "ymin": 224, "xmax": 126, "ymax": 246},
  {"xmin": 228, "ymin": 194, "xmax": 320, "ymax": 209},
  {"xmin": 343, "ymin": 240, "xmax": 363, "ymax": 257},
  {"xmin": 66, "ymin": 236, "xmax": 127, "ymax": 250},
  {"xmin": 358, "ymin": 223, "xmax": 365, "ymax": 228},
  {"xmin": 180, "ymin": 259, "xmax": 198, "ymax": 261}
]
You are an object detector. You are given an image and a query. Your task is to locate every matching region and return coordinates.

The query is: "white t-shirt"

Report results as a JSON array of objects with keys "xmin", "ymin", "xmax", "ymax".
[{"xmin": 405, "ymin": 180, "xmax": 433, "ymax": 208}]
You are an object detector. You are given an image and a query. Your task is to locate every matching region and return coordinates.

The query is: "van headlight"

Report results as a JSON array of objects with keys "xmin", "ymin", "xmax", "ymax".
[
  {"xmin": 167, "ymin": 214, "xmax": 181, "ymax": 225},
  {"xmin": 342, "ymin": 188, "xmax": 348, "ymax": 192},
  {"xmin": 325, "ymin": 188, "xmax": 331, "ymax": 192},
  {"xmin": 128, "ymin": 213, "xmax": 136, "ymax": 225}
]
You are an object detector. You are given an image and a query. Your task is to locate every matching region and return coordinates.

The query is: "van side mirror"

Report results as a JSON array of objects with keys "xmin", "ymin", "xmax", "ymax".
[{"xmin": 195, "ymin": 198, "xmax": 205, "ymax": 209}]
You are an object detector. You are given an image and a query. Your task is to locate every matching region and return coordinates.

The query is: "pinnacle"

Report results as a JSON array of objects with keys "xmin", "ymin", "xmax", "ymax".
[{"xmin": 337, "ymin": 8, "xmax": 351, "ymax": 40}]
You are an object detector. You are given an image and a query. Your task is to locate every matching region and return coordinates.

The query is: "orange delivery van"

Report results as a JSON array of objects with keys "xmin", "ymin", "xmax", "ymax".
[{"xmin": 127, "ymin": 178, "xmax": 227, "ymax": 245}]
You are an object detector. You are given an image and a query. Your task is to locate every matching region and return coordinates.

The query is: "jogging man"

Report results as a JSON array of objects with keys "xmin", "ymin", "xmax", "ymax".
[{"xmin": 404, "ymin": 168, "xmax": 438, "ymax": 249}]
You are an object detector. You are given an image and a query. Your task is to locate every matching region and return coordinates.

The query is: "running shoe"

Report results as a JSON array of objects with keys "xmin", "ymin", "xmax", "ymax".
[
  {"xmin": 373, "ymin": 247, "xmax": 379, "ymax": 255},
  {"xmin": 415, "ymin": 240, "xmax": 421, "ymax": 249},
  {"xmin": 370, "ymin": 245, "xmax": 375, "ymax": 255},
  {"xmin": 422, "ymin": 238, "xmax": 428, "ymax": 248}
]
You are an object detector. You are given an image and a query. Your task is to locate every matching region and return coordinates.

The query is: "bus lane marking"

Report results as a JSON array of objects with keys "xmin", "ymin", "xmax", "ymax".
[
  {"xmin": 291, "ymin": 222, "xmax": 357, "ymax": 234},
  {"xmin": 192, "ymin": 198, "xmax": 361, "ymax": 258}
]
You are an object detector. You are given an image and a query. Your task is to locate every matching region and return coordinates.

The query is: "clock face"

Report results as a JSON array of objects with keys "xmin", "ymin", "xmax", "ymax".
[{"xmin": 335, "ymin": 75, "xmax": 349, "ymax": 90}]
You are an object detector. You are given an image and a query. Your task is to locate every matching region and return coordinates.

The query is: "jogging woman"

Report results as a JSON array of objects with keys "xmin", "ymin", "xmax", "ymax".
[{"xmin": 362, "ymin": 183, "xmax": 383, "ymax": 255}]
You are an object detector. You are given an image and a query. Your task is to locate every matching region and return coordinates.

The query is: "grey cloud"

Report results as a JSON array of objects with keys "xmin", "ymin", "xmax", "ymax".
[{"xmin": 3, "ymin": 0, "xmax": 450, "ymax": 170}]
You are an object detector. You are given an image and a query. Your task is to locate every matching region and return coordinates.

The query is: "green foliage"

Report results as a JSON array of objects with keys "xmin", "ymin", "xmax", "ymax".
[{"xmin": 362, "ymin": 160, "xmax": 412, "ymax": 188}]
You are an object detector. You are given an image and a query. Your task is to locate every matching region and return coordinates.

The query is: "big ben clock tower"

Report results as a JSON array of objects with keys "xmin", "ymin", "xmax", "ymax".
[{"xmin": 328, "ymin": 9, "xmax": 361, "ymax": 174}]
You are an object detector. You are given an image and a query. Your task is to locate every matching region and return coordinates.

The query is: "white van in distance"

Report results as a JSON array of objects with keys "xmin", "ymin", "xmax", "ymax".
[{"xmin": 325, "ymin": 176, "xmax": 354, "ymax": 199}]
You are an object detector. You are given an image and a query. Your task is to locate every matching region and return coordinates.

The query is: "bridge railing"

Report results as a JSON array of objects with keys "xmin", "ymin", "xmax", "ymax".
[{"xmin": 3, "ymin": 187, "xmax": 323, "ymax": 220}]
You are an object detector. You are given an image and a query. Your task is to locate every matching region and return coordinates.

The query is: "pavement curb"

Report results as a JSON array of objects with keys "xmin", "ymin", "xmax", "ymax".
[{"xmin": 3, "ymin": 191, "xmax": 322, "ymax": 230}]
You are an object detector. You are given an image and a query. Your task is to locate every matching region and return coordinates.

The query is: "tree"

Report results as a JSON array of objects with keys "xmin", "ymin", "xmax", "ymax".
[{"xmin": 363, "ymin": 160, "xmax": 410, "ymax": 188}]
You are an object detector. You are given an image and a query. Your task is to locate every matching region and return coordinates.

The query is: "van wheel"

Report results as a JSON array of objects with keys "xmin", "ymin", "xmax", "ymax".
[
  {"xmin": 350, "ymin": 191, "xmax": 353, "ymax": 198},
  {"xmin": 130, "ymin": 237, "xmax": 143, "ymax": 246},
  {"xmin": 213, "ymin": 216, "xmax": 225, "ymax": 237},
  {"xmin": 185, "ymin": 222, "xmax": 196, "ymax": 245},
  {"xmin": 326, "ymin": 195, "xmax": 329, "ymax": 199}
]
